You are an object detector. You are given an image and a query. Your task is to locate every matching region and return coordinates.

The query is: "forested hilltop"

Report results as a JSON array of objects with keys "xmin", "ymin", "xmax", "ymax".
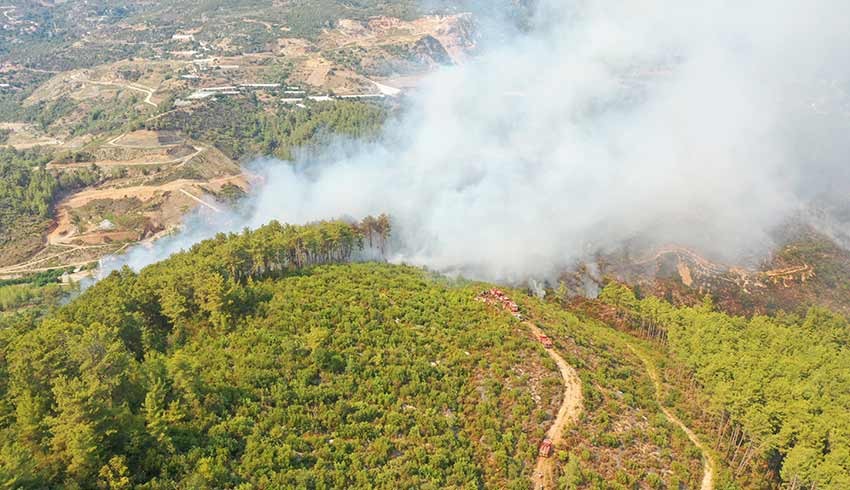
[
  {"xmin": 0, "ymin": 219, "xmax": 721, "ymax": 489},
  {"xmin": 2, "ymin": 218, "xmax": 848, "ymax": 488},
  {"xmin": 0, "ymin": 220, "xmax": 563, "ymax": 488}
]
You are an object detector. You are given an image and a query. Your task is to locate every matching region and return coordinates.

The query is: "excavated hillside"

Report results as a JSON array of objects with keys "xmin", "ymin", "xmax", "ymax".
[
  {"xmin": 559, "ymin": 230, "xmax": 850, "ymax": 317},
  {"xmin": 0, "ymin": 129, "xmax": 246, "ymax": 275}
]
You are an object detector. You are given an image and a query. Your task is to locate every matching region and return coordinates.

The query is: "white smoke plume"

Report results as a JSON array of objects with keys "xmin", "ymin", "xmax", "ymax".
[{"xmin": 105, "ymin": 0, "xmax": 850, "ymax": 283}]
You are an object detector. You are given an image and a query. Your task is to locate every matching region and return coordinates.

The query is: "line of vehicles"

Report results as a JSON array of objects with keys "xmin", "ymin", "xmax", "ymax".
[
  {"xmin": 475, "ymin": 288, "xmax": 523, "ymax": 318},
  {"xmin": 475, "ymin": 288, "xmax": 555, "ymax": 460}
]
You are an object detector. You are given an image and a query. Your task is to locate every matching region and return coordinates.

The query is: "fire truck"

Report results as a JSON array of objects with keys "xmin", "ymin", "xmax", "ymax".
[{"xmin": 538, "ymin": 438, "xmax": 553, "ymax": 458}]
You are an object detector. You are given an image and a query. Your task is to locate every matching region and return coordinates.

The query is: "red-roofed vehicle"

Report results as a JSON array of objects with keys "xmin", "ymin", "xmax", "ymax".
[
  {"xmin": 538, "ymin": 335, "xmax": 553, "ymax": 348},
  {"xmin": 478, "ymin": 289, "xmax": 522, "ymax": 318},
  {"xmin": 538, "ymin": 438, "xmax": 553, "ymax": 457}
]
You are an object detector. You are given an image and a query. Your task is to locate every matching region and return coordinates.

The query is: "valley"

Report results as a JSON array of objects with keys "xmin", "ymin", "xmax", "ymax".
[
  {"xmin": 2, "ymin": 2, "xmax": 850, "ymax": 490},
  {"xmin": 1, "ymin": 1, "xmax": 474, "ymax": 280}
]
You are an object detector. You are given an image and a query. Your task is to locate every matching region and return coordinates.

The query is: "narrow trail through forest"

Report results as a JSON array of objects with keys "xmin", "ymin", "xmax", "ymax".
[
  {"xmin": 528, "ymin": 321, "xmax": 583, "ymax": 490},
  {"xmin": 626, "ymin": 344, "xmax": 715, "ymax": 490}
]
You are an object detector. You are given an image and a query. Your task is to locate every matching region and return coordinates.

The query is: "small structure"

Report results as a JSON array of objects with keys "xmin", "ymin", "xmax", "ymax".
[{"xmin": 538, "ymin": 439, "xmax": 553, "ymax": 458}]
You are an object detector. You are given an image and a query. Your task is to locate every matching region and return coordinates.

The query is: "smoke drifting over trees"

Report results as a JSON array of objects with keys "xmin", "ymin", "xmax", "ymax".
[{"xmin": 115, "ymin": 0, "xmax": 850, "ymax": 282}]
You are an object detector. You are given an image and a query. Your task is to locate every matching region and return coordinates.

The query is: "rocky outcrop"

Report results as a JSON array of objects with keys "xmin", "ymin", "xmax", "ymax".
[{"xmin": 411, "ymin": 35, "xmax": 453, "ymax": 66}]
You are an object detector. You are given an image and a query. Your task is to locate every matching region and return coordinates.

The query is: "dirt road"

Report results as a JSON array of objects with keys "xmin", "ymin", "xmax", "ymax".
[
  {"xmin": 74, "ymin": 74, "xmax": 158, "ymax": 108},
  {"xmin": 627, "ymin": 344, "xmax": 715, "ymax": 490},
  {"xmin": 56, "ymin": 175, "xmax": 241, "ymax": 210},
  {"xmin": 45, "ymin": 175, "xmax": 243, "ymax": 246},
  {"xmin": 0, "ymin": 245, "xmax": 110, "ymax": 275},
  {"xmin": 51, "ymin": 145, "xmax": 205, "ymax": 169},
  {"xmin": 179, "ymin": 188, "xmax": 221, "ymax": 213},
  {"xmin": 528, "ymin": 321, "xmax": 583, "ymax": 490}
]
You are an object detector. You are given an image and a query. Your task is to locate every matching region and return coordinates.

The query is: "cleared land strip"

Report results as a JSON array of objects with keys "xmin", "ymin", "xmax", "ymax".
[
  {"xmin": 626, "ymin": 344, "xmax": 716, "ymax": 490},
  {"xmin": 179, "ymin": 188, "xmax": 221, "ymax": 213},
  {"xmin": 528, "ymin": 321, "xmax": 584, "ymax": 490}
]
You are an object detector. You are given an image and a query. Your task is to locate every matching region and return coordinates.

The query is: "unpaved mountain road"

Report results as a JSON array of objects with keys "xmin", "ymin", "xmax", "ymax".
[
  {"xmin": 0, "ymin": 244, "xmax": 111, "ymax": 276},
  {"xmin": 179, "ymin": 188, "xmax": 221, "ymax": 213},
  {"xmin": 71, "ymin": 73, "xmax": 158, "ymax": 108},
  {"xmin": 0, "ymin": 175, "xmax": 245, "ymax": 275},
  {"xmin": 627, "ymin": 344, "xmax": 715, "ymax": 490},
  {"xmin": 50, "ymin": 145, "xmax": 205, "ymax": 169},
  {"xmin": 528, "ymin": 321, "xmax": 583, "ymax": 490}
]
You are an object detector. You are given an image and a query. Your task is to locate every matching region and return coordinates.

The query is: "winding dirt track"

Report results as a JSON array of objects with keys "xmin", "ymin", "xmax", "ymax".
[
  {"xmin": 528, "ymin": 321, "xmax": 583, "ymax": 490},
  {"xmin": 626, "ymin": 344, "xmax": 715, "ymax": 490},
  {"xmin": 84, "ymin": 79, "xmax": 158, "ymax": 107}
]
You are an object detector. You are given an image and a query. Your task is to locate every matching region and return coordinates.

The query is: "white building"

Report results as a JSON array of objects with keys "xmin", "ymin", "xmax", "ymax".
[{"xmin": 240, "ymin": 83, "xmax": 281, "ymax": 89}]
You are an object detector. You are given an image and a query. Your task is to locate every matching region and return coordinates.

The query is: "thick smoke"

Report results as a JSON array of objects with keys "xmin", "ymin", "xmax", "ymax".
[{"xmin": 106, "ymin": 0, "xmax": 850, "ymax": 283}]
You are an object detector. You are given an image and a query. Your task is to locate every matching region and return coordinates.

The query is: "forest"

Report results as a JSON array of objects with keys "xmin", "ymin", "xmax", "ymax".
[
  {"xmin": 0, "ymin": 268, "xmax": 75, "ymax": 314},
  {"xmin": 6, "ymin": 216, "xmax": 839, "ymax": 488},
  {"xmin": 598, "ymin": 283, "xmax": 850, "ymax": 489},
  {"xmin": 149, "ymin": 98, "xmax": 390, "ymax": 161},
  {"xmin": 0, "ymin": 215, "xmax": 714, "ymax": 489},
  {"xmin": 0, "ymin": 218, "xmax": 560, "ymax": 489},
  {"xmin": 0, "ymin": 216, "xmax": 721, "ymax": 490},
  {"xmin": 0, "ymin": 147, "xmax": 101, "ymax": 265}
]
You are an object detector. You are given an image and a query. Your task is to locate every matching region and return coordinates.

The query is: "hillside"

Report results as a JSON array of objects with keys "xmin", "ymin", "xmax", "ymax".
[
  {"xmin": 0, "ymin": 97, "xmax": 390, "ymax": 275},
  {"xmin": 2, "ymin": 4, "xmax": 849, "ymax": 488},
  {"xmin": 0, "ymin": 220, "xmax": 711, "ymax": 488},
  {"xmin": 589, "ymin": 283, "xmax": 850, "ymax": 489},
  {"xmin": 0, "ymin": 0, "xmax": 480, "ymax": 279},
  {"xmin": 557, "ymin": 230, "xmax": 850, "ymax": 319}
]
